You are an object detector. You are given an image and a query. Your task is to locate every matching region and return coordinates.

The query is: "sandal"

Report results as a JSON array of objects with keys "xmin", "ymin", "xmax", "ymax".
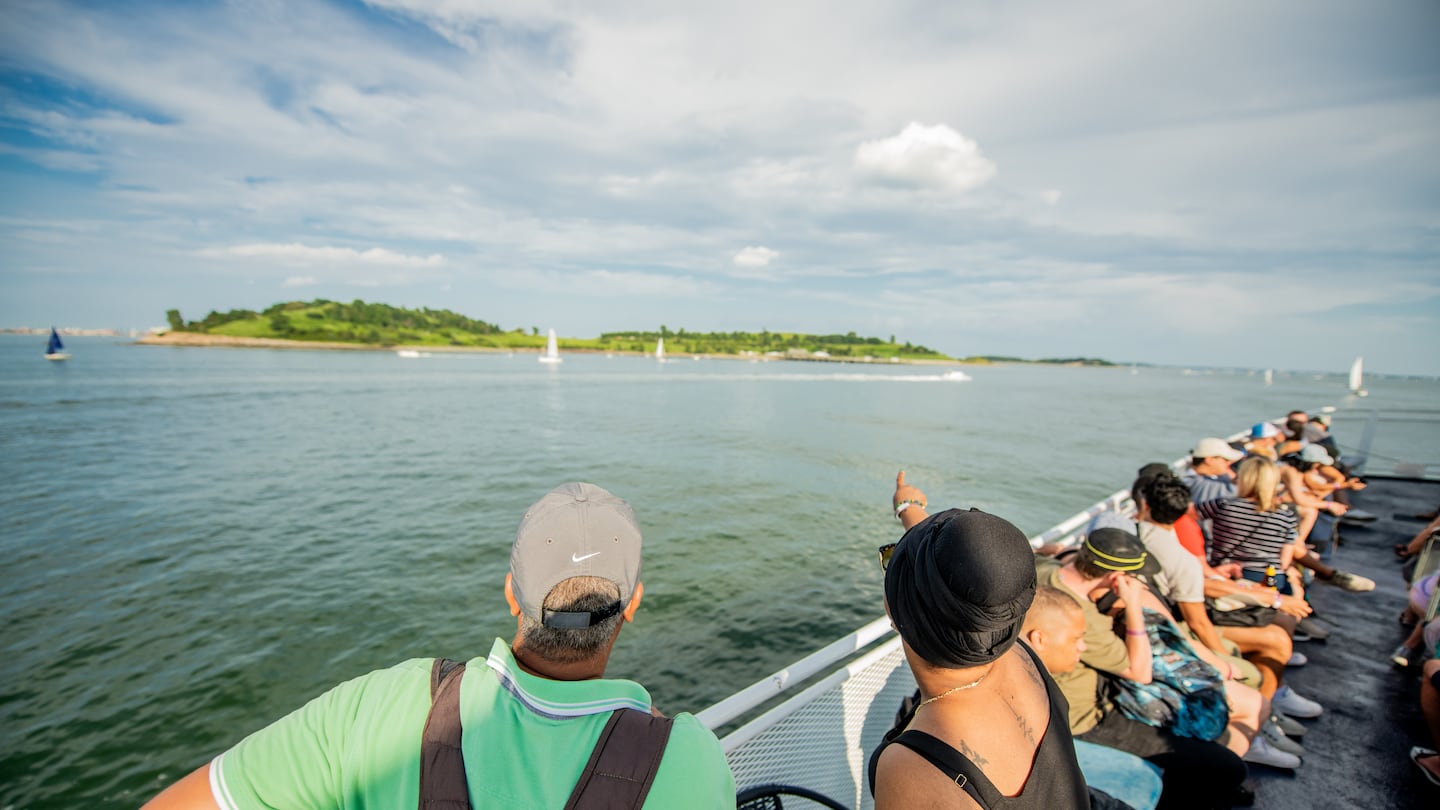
[{"xmin": 1412, "ymin": 746, "xmax": 1440, "ymax": 787}]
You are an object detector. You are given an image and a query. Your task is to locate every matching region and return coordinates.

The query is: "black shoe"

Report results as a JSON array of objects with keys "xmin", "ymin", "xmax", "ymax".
[{"xmin": 1228, "ymin": 781, "xmax": 1257, "ymax": 806}]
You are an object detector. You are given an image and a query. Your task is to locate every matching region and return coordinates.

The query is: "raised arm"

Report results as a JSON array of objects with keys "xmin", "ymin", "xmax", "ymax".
[
  {"xmin": 892, "ymin": 470, "xmax": 931, "ymax": 531},
  {"xmin": 1113, "ymin": 574, "xmax": 1153, "ymax": 684}
]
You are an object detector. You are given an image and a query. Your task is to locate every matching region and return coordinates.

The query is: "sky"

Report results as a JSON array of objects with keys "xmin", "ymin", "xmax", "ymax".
[{"xmin": 1, "ymin": 0, "xmax": 1438, "ymax": 374}]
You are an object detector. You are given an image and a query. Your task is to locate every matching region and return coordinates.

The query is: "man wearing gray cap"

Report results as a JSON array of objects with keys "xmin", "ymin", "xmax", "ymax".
[
  {"xmin": 144, "ymin": 483, "xmax": 735, "ymax": 810},
  {"xmin": 1181, "ymin": 437, "xmax": 1244, "ymax": 506}
]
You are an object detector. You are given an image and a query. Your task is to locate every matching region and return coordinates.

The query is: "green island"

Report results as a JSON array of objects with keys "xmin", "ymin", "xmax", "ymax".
[
  {"xmin": 163, "ymin": 300, "xmax": 954, "ymax": 360},
  {"xmin": 160, "ymin": 300, "xmax": 1117, "ymax": 365}
]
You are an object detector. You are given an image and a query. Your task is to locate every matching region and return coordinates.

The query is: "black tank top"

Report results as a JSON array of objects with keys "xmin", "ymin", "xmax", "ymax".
[{"xmin": 867, "ymin": 642, "xmax": 1089, "ymax": 809}]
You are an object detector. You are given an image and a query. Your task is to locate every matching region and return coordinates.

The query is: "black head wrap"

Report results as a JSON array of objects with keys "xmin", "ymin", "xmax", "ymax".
[{"xmin": 884, "ymin": 508, "xmax": 1037, "ymax": 669}]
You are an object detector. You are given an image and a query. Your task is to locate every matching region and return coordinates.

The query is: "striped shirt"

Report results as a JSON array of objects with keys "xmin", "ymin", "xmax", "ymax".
[{"xmin": 1196, "ymin": 497, "xmax": 1297, "ymax": 573}]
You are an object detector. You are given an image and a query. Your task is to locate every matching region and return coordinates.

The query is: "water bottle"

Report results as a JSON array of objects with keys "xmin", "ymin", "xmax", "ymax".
[{"xmin": 1264, "ymin": 565, "xmax": 1278, "ymax": 589}]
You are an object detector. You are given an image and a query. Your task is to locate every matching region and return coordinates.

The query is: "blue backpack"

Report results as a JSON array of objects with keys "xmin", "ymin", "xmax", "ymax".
[{"xmin": 1108, "ymin": 609, "xmax": 1229, "ymax": 741}]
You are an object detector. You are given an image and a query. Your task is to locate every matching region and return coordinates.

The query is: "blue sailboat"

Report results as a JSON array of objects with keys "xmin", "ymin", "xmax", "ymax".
[{"xmin": 45, "ymin": 327, "xmax": 71, "ymax": 361}]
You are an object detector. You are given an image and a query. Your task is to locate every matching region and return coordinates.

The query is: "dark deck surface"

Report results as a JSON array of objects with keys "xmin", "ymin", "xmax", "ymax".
[{"xmin": 1245, "ymin": 476, "xmax": 1438, "ymax": 809}]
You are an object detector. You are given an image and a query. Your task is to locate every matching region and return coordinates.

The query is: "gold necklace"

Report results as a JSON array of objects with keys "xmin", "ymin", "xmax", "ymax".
[{"xmin": 916, "ymin": 670, "xmax": 989, "ymax": 710}]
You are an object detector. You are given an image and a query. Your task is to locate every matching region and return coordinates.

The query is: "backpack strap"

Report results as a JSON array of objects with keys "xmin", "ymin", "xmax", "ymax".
[
  {"xmin": 563, "ymin": 708, "xmax": 674, "ymax": 810},
  {"xmin": 419, "ymin": 658, "xmax": 470, "ymax": 810}
]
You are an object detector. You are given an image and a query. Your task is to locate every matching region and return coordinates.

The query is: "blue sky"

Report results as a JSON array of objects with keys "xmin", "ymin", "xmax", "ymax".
[{"xmin": 2, "ymin": 0, "xmax": 1437, "ymax": 373}]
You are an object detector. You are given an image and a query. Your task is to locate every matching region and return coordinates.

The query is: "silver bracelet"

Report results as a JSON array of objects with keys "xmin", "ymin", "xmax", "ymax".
[{"xmin": 894, "ymin": 499, "xmax": 926, "ymax": 521}]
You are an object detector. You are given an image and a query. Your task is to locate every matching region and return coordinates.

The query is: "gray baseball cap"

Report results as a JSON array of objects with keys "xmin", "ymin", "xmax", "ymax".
[{"xmin": 511, "ymin": 483, "xmax": 642, "ymax": 628}]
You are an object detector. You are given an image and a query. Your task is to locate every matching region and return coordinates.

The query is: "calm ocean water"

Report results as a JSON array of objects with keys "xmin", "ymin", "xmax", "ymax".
[{"xmin": 2, "ymin": 335, "xmax": 1436, "ymax": 808}]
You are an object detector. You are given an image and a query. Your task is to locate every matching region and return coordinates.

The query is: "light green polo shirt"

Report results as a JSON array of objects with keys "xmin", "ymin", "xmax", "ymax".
[{"xmin": 211, "ymin": 639, "xmax": 735, "ymax": 809}]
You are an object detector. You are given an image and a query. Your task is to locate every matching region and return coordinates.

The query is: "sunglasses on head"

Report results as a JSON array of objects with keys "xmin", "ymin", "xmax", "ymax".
[{"xmin": 878, "ymin": 543, "xmax": 896, "ymax": 570}]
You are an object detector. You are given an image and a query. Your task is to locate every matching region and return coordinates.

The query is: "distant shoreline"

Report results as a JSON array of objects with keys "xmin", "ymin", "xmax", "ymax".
[{"xmin": 133, "ymin": 332, "xmax": 966, "ymax": 365}]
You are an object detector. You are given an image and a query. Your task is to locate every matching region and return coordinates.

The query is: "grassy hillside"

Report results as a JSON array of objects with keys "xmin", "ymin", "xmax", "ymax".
[
  {"xmin": 169, "ymin": 300, "xmax": 546, "ymax": 349},
  {"xmin": 594, "ymin": 328, "xmax": 949, "ymax": 360},
  {"xmin": 164, "ymin": 300, "xmax": 954, "ymax": 360}
]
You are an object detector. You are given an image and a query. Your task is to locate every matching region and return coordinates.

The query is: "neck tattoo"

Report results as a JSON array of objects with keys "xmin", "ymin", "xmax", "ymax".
[{"xmin": 917, "ymin": 670, "xmax": 989, "ymax": 710}]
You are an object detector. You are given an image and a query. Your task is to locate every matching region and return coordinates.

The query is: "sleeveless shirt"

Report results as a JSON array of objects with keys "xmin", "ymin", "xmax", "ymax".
[{"xmin": 867, "ymin": 642, "xmax": 1089, "ymax": 809}]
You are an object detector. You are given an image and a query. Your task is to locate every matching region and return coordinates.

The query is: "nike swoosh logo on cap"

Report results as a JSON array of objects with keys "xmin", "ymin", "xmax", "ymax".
[{"xmin": 571, "ymin": 552, "xmax": 601, "ymax": 563}]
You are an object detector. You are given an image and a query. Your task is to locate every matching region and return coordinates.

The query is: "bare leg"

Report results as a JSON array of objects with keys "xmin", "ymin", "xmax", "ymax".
[
  {"xmin": 1218, "ymin": 624, "xmax": 1292, "ymax": 699},
  {"xmin": 1420, "ymin": 659, "xmax": 1440, "ymax": 781},
  {"xmin": 1294, "ymin": 551, "xmax": 1335, "ymax": 579},
  {"xmin": 1221, "ymin": 682, "xmax": 1263, "ymax": 756},
  {"xmin": 1294, "ymin": 504, "xmax": 1318, "ymax": 545},
  {"xmin": 1400, "ymin": 516, "xmax": 1440, "ymax": 557}
]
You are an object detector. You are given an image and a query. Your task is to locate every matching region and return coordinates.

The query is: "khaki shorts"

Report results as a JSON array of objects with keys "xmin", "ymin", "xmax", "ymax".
[{"xmin": 1175, "ymin": 621, "xmax": 1264, "ymax": 688}]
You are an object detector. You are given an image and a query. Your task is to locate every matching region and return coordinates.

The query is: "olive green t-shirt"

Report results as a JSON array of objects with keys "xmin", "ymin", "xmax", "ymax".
[{"xmin": 1039, "ymin": 563, "xmax": 1127, "ymax": 735}]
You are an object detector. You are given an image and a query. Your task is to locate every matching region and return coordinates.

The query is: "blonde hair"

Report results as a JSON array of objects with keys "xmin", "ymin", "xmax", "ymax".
[{"xmin": 1235, "ymin": 456, "xmax": 1280, "ymax": 512}]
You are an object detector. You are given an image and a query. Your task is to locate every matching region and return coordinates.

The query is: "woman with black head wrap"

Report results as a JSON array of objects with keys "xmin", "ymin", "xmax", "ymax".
[{"xmin": 868, "ymin": 472, "xmax": 1089, "ymax": 809}]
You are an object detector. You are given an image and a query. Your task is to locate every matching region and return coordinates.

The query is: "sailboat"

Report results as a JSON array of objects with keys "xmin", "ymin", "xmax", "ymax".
[
  {"xmin": 44, "ymin": 327, "xmax": 71, "ymax": 361},
  {"xmin": 1348, "ymin": 356, "xmax": 1367, "ymax": 397},
  {"xmin": 655, "ymin": 338, "xmax": 666, "ymax": 363},
  {"xmin": 1264, "ymin": 369, "xmax": 1273, "ymax": 386},
  {"xmin": 538, "ymin": 328, "xmax": 562, "ymax": 364}
]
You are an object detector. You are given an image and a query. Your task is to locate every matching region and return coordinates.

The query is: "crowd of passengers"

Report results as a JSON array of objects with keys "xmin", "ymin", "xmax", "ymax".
[
  {"xmin": 144, "ymin": 411, "xmax": 1437, "ymax": 810},
  {"xmin": 881, "ymin": 409, "xmax": 1426, "ymax": 809}
]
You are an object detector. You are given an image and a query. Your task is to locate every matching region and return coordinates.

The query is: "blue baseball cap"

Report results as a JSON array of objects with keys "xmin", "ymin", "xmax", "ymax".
[{"xmin": 1251, "ymin": 422, "xmax": 1281, "ymax": 439}]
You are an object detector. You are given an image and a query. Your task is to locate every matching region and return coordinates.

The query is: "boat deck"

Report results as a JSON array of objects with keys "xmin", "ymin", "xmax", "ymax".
[{"xmin": 1246, "ymin": 475, "xmax": 1438, "ymax": 809}]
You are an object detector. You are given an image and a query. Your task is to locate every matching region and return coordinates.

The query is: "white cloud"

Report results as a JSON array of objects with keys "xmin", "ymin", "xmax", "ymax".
[
  {"xmin": 0, "ymin": 143, "xmax": 105, "ymax": 173},
  {"xmin": 733, "ymin": 246, "xmax": 779, "ymax": 268},
  {"xmin": 853, "ymin": 123, "xmax": 997, "ymax": 192},
  {"xmin": 282, "ymin": 275, "xmax": 318, "ymax": 287},
  {"xmin": 199, "ymin": 244, "xmax": 446, "ymax": 267},
  {"xmin": 1040, "ymin": 189, "xmax": 1062, "ymax": 206}
]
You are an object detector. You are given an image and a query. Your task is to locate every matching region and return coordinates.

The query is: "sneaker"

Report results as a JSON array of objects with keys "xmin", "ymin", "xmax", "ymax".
[
  {"xmin": 1325, "ymin": 570, "xmax": 1375, "ymax": 592},
  {"xmin": 1339, "ymin": 508, "xmax": 1377, "ymax": 524},
  {"xmin": 1392, "ymin": 644, "xmax": 1417, "ymax": 668},
  {"xmin": 1294, "ymin": 616, "xmax": 1330, "ymax": 642},
  {"xmin": 1271, "ymin": 711, "xmax": 1306, "ymax": 737},
  {"xmin": 1287, "ymin": 651, "xmax": 1308, "ymax": 667},
  {"xmin": 1261, "ymin": 720, "xmax": 1306, "ymax": 755},
  {"xmin": 1273, "ymin": 685, "xmax": 1323, "ymax": 718},
  {"xmin": 1244, "ymin": 733, "xmax": 1302, "ymax": 769}
]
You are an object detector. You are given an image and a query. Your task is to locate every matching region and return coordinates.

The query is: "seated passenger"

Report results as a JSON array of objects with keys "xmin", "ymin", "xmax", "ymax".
[
  {"xmin": 1243, "ymin": 422, "xmax": 1282, "ymax": 461},
  {"xmin": 1022, "ymin": 573, "xmax": 1253, "ymax": 808},
  {"xmin": 1276, "ymin": 446, "xmax": 1375, "ymax": 592},
  {"xmin": 1182, "ymin": 438, "xmax": 1243, "ymax": 507},
  {"xmin": 143, "ymin": 483, "xmax": 734, "ymax": 810},
  {"xmin": 1134, "ymin": 473, "xmax": 1309, "ymax": 757},
  {"xmin": 1197, "ymin": 458, "xmax": 1333, "ymax": 722},
  {"xmin": 1394, "ymin": 572, "xmax": 1439, "ymax": 668},
  {"xmin": 870, "ymin": 473, "xmax": 1088, "ymax": 809},
  {"xmin": 1412, "ymin": 657, "xmax": 1440, "ymax": 786},
  {"xmin": 1275, "ymin": 411, "xmax": 1310, "ymax": 457}
]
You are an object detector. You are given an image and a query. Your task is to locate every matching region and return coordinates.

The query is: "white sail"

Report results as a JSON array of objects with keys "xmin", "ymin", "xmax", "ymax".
[
  {"xmin": 538, "ymin": 328, "xmax": 562, "ymax": 364},
  {"xmin": 656, "ymin": 338, "xmax": 665, "ymax": 362},
  {"xmin": 1348, "ymin": 356, "xmax": 1366, "ymax": 396},
  {"xmin": 1264, "ymin": 369, "xmax": 1273, "ymax": 386}
]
